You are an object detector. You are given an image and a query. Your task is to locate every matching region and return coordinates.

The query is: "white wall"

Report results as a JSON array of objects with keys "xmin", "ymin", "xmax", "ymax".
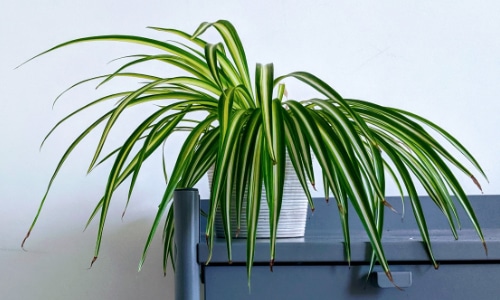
[{"xmin": 1, "ymin": 0, "xmax": 499, "ymax": 299}]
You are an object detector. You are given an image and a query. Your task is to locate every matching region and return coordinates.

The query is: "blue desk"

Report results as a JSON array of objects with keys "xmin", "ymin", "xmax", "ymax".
[{"xmin": 197, "ymin": 195, "xmax": 500, "ymax": 299}]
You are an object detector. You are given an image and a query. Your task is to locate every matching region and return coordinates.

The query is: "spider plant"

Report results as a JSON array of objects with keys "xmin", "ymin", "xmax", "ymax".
[{"xmin": 20, "ymin": 20, "xmax": 487, "ymax": 285}]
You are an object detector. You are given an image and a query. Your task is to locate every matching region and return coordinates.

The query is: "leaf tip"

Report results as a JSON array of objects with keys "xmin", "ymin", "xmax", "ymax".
[
  {"xmin": 471, "ymin": 175, "xmax": 483, "ymax": 193},
  {"xmin": 383, "ymin": 200, "xmax": 398, "ymax": 214},
  {"xmin": 385, "ymin": 271, "xmax": 403, "ymax": 290},
  {"xmin": 89, "ymin": 256, "xmax": 98, "ymax": 269},
  {"xmin": 337, "ymin": 203, "xmax": 344, "ymax": 214},
  {"xmin": 21, "ymin": 230, "xmax": 31, "ymax": 251}
]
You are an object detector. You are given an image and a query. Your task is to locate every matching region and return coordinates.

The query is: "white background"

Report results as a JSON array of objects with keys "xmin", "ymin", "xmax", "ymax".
[{"xmin": 1, "ymin": 0, "xmax": 499, "ymax": 299}]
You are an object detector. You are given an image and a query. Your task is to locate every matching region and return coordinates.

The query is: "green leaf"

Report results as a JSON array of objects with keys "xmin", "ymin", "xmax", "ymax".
[
  {"xmin": 256, "ymin": 63, "xmax": 276, "ymax": 163},
  {"xmin": 192, "ymin": 20, "xmax": 253, "ymax": 95},
  {"xmin": 285, "ymin": 100, "xmax": 352, "ymax": 265},
  {"xmin": 266, "ymin": 99, "xmax": 286, "ymax": 268},
  {"xmin": 246, "ymin": 129, "xmax": 263, "ymax": 287},
  {"xmin": 282, "ymin": 111, "xmax": 314, "ymax": 210},
  {"xmin": 139, "ymin": 116, "xmax": 217, "ymax": 269},
  {"xmin": 206, "ymin": 109, "xmax": 250, "ymax": 263},
  {"xmin": 234, "ymin": 110, "xmax": 262, "ymax": 235}
]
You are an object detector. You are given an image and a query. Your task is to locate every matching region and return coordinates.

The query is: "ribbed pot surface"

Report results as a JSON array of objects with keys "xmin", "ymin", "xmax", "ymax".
[{"xmin": 208, "ymin": 157, "xmax": 309, "ymax": 238}]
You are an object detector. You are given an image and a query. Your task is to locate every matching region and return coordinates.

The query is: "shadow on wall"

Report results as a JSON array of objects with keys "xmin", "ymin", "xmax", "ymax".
[{"xmin": 1, "ymin": 217, "xmax": 175, "ymax": 300}]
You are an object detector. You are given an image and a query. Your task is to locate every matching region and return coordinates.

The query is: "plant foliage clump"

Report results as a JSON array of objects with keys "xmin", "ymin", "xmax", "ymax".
[{"xmin": 21, "ymin": 20, "xmax": 487, "ymax": 283}]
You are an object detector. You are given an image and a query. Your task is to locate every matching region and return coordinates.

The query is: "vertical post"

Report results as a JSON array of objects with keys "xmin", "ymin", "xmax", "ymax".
[{"xmin": 174, "ymin": 188, "xmax": 200, "ymax": 300}]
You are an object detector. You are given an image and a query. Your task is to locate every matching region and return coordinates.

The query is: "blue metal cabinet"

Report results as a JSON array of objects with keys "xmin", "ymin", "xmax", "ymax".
[
  {"xmin": 198, "ymin": 195, "xmax": 500, "ymax": 299},
  {"xmin": 204, "ymin": 264, "xmax": 500, "ymax": 299}
]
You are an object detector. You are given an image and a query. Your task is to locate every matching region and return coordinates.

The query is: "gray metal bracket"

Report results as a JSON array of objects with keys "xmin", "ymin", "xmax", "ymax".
[{"xmin": 174, "ymin": 188, "xmax": 200, "ymax": 300}]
